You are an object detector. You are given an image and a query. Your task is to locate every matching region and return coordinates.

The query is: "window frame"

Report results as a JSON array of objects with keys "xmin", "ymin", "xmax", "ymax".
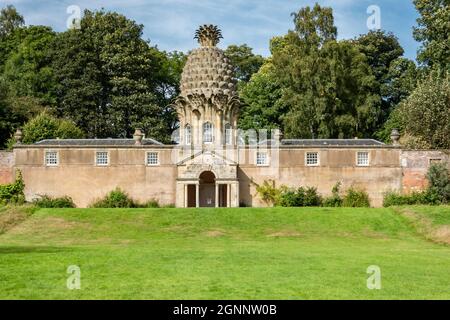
[
  {"xmin": 356, "ymin": 151, "xmax": 370, "ymax": 167},
  {"xmin": 203, "ymin": 122, "xmax": 214, "ymax": 144},
  {"xmin": 224, "ymin": 123, "xmax": 233, "ymax": 145},
  {"xmin": 305, "ymin": 152, "xmax": 320, "ymax": 167},
  {"xmin": 256, "ymin": 151, "xmax": 269, "ymax": 166},
  {"xmin": 185, "ymin": 124, "xmax": 192, "ymax": 145},
  {"xmin": 95, "ymin": 151, "xmax": 110, "ymax": 167},
  {"xmin": 429, "ymin": 158, "xmax": 442, "ymax": 165},
  {"xmin": 146, "ymin": 151, "xmax": 160, "ymax": 166},
  {"xmin": 44, "ymin": 150, "xmax": 59, "ymax": 167}
]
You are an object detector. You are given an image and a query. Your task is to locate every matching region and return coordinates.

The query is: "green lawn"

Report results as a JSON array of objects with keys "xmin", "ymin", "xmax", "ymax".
[{"xmin": 0, "ymin": 206, "xmax": 449, "ymax": 299}]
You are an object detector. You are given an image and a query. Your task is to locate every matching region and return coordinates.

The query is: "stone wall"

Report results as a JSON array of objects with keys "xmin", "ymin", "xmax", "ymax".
[
  {"xmin": 238, "ymin": 147, "xmax": 402, "ymax": 208},
  {"xmin": 14, "ymin": 147, "xmax": 177, "ymax": 207},
  {"xmin": 13, "ymin": 145, "xmax": 449, "ymax": 208},
  {"xmin": 401, "ymin": 150, "xmax": 450, "ymax": 193},
  {"xmin": 0, "ymin": 151, "xmax": 14, "ymax": 184}
]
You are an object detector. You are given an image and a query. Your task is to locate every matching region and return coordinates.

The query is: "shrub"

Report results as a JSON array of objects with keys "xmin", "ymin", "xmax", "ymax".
[
  {"xmin": 141, "ymin": 199, "xmax": 160, "ymax": 208},
  {"xmin": 383, "ymin": 162, "xmax": 449, "ymax": 207},
  {"xmin": 383, "ymin": 189, "xmax": 441, "ymax": 207},
  {"xmin": 342, "ymin": 187, "xmax": 370, "ymax": 207},
  {"xmin": 426, "ymin": 162, "xmax": 450, "ymax": 203},
  {"xmin": 90, "ymin": 188, "xmax": 136, "ymax": 208},
  {"xmin": 33, "ymin": 195, "xmax": 76, "ymax": 208},
  {"xmin": 304, "ymin": 187, "xmax": 322, "ymax": 206},
  {"xmin": 256, "ymin": 180, "xmax": 281, "ymax": 206},
  {"xmin": 0, "ymin": 170, "xmax": 25, "ymax": 205},
  {"xmin": 278, "ymin": 188, "xmax": 299, "ymax": 207},
  {"xmin": 322, "ymin": 182, "xmax": 343, "ymax": 207},
  {"xmin": 278, "ymin": 186, "xmax": 322, "ymax": 207}
]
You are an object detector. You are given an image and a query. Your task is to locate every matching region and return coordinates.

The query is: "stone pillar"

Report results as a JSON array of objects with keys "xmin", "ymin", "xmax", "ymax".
[
  {"xmin": 227, "ymin": 184, "xmax": 231, "ymax": 208},
  {"xmin": 184, "ymin": 184, "xmax": 188, "ymax": 208},
  {"xmin": 196, "ymin": 183, "xmax": 200, "ymax": 208},
  {"xmin": 215, "ymin": 183, "xmax": 219, "ymax": 207}
]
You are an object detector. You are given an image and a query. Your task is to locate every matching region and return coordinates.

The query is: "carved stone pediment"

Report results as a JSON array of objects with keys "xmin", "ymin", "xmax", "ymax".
[{"xmin": 177, "ymin": 151, "xmax": 237, "ymax": 180}]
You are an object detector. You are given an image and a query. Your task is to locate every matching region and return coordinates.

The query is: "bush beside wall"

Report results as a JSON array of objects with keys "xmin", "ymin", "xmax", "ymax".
[
  {"xmin": 256, "ymin": 180, "xmax": 370, "ymax": 208},
  {"xmin": 342, "ymin": 187, "xmax": 371, "ymax": 208},
  {"xmin": 0, "ymin": 170, "xmax": 25, "ymax": 205},
  {"xmin": 89, "ymin": 188, "xmax": 162, "ymax": 208},
  {"xmin": 383, "ymin": 162, "xmax": 449, "ymax": 207},
  {"xmin": 33, "ymin": 195, "xmax": 76, "ymax": 208}
]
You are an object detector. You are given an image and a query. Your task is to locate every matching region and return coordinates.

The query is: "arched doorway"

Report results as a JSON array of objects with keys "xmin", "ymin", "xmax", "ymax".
[{"xmin": 199, "ymin": 171, "xmax": 216, "ymax": 207}]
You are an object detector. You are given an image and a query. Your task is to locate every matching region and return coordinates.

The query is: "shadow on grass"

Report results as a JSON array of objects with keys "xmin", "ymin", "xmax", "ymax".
[{"xmin": 0, "ymin": 246, "xmax": 72, "ymax": 254}]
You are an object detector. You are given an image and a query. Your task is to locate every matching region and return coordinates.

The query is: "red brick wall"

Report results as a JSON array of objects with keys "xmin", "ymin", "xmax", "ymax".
[
  {"xmin": 0, "ymin": 152, "xmax": 14, "ymax": 184},
  {"xmin": 401, "ymin": 150, "xmax": 449, "ymax": 193}
]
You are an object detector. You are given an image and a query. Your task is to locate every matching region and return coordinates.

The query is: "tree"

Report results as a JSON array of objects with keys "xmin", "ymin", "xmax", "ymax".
[
  {"xmin": 2, "ymin": 26, "xmax": 57, "ymax": 106},
  {"xmin": 155, "ymin": 50, "xmax": 187, "ymax": 132},
  {"xmin": 0, "ymin": 5, "xmax": 24, "ymax": 38},
  {"xmin": 0, "ymin": 79, "xmax": 12, "ymax": 146},
  {"xmin": 51, "ymin": 10, "xmax": 173, "ymax": 142},
  {"xmin": 413, "ymin": 0, "xmax": 450, "ymax": 70},
  {"xmin": 21, "ymin": 112, "xmax": 84, "ymax": 144},
  {"xmin": 272, "ymin": 4, "xmax": 380, "ymax": 139},
  {"xmin": 395, "ymin": 72, "xmax": 449, "ymax": 149},
  {"xmin": 224, "ymin": 44, "xmax": 264, "ymax": 83},
  {"xmin": 238, "ymin": 60, "xmax": 284, "ymax": 131},
  {"xmin": 355, "ymin": 31, "xmax": 416, "ymax": 123}
]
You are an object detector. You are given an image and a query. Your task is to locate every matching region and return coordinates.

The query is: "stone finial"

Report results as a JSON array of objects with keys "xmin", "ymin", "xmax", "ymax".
[
  {"xmin": 273, "ymin": 129, "xmax": 283, "ymax": 141},
  {"xmin": 274, "ymin": 129, "xmax": 283, "ymax": 144},
  {"xmin": 390, "ymin": 128, "xmax": 400, "ymax": 146},
  {"xmin": 194, "ymin": 24, "xmax": 223, "ymax": 47},
  {"xmin": 133, "ymin": 128, "xmax": 144, "ymax": 146},
  {"xmin": 14, "ymin": 128, "xmax": 23, "ymax": 144}
]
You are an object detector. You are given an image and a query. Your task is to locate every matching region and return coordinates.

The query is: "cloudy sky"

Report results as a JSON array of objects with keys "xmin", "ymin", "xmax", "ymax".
[{"xmin": 1, "ymin": 0, "xmax": 420, "ymax": 60}]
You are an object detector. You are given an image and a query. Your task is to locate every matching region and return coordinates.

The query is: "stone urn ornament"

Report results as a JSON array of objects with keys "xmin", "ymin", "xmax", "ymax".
[
  {"xmin": 390, "ymin": 129, "xmax": 400, "ymax": 146},
  {"xmin": 14, "ymin": 128, "xmax": 23, "ymax": 144},
  {"xmin": 133, "ymin": 128, "xmax": 144, "ymax": 146}
]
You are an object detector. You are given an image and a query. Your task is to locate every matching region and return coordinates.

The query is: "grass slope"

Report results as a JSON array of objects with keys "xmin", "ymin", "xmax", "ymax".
[{"xmin": 0, "ymin": 206, "xmax": 449, "ymax": 299}]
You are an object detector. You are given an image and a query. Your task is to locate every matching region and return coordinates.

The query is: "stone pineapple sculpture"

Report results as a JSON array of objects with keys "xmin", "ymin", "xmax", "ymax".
[{"xmin": 175, "ymin": 25, "xmax": 240, "ymax": 146}]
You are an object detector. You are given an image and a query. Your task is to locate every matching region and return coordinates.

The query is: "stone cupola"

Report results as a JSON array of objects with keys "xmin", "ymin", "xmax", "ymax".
[{"xmin": 175, "ymin": 25, "xmax": 240, "ymax": 147}]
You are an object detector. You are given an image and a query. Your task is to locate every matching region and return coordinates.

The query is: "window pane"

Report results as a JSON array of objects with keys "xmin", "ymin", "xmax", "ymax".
[
  {"xmin": 225, "ymin": 124, "xmax": 232, "ymax": 145},
  {"xmin": 203, "ymin": 122, "xmax": 213, "ymax": 143},
  {"xmin": 96, "ymin": 152, "xmax": 108, "ymax": 165},
  {"xmin": 185, "ymin": 125, "xmax": 191, "ymax": 145},
  {"xmin": 147, "ymin": 152, "xmax": 159, "ymax": 165},
  {"xmin": 256, "ymin": 152, "xmax": 267, "ymax": 165},
  {"xmin": 45, "ymin": 151, "xmax": 58, "ymax": 165},
  {"xmin": 357, "ymin": 152, "xmax": 369, "ymax": 166},
  {"xmin": 306, "ymin": 152, "xmax": 318, "ymax": 165}
]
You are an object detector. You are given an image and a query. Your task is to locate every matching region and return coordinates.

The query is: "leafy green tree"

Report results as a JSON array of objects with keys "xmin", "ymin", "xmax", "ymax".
[
  {"xmin": 0, "ymin": 5, "xmax": 24, "ymax": 38},
  {"xmin": 273, "ymin": 4, "xmax": 380, "ymax": 139},
  {"xmin": 51, "ymin": 10, "xmax": 172, "ymax": 142},
  {"xmin": 355, "ymin": 31, "xmax": 417, "ymax": 123},
  {"xmin": 395, "ymin": 72, "xmax": 449, "ymax": 149},
  {"xmin": 0, "ymin": 79, "xmax": 12, "ymax": 146},
  {"xmin": 21, "ymin": 112, "xmax": 84, "ymax": 144},
  {"xmin": 238, "ymin": 60, "xmax": 284, "ymax": 131},
  {"xmin": 224, "ymin": 44, "xmax": 264, "ymax": 83},
  {"xmin": 2, "ymin": 26, "xmax": 57, "ymax": 106},
  {"xmin": 413, "ymin": 0, "xmax": 450, "ymax": 70},
  {"xmin": 155, "ymin": 50, "xmax": 187, "ymax": 131}
]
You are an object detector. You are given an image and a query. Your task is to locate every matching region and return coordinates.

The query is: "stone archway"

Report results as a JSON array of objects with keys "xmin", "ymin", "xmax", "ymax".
[
  {"xmin": 199, "ymin": 171, "xmax": 216, "ymax": 207},
  {"xmin": 175, "ymin": 151, "xmax": 240, "ymax": 208}
]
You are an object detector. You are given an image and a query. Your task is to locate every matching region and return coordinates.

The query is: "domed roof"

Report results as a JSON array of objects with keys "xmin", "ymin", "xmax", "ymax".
[{"xmin": 180, "ymin": 25, "xmax": 237, "ymax": 98}]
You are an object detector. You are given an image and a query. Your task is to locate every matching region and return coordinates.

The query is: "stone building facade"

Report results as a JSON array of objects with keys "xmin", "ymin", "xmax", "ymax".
[{"xmin": 1, "ymin": 25, "xmax": 449, "ymax": 208}]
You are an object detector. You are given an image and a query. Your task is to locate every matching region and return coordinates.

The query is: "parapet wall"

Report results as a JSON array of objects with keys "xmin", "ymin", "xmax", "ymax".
[
  {"xmin": 401, "ymin": 150, "xmax": 450, "ymax": 193},
  {"xmin": 0, "ymin": 151, "xmax": 14, "ymax": 184}
]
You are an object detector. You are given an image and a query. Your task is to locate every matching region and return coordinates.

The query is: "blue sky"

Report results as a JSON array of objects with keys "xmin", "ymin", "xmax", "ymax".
[{"xmin": 1, "ymin": 0, "xmax": 421, "ymax": 60}]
